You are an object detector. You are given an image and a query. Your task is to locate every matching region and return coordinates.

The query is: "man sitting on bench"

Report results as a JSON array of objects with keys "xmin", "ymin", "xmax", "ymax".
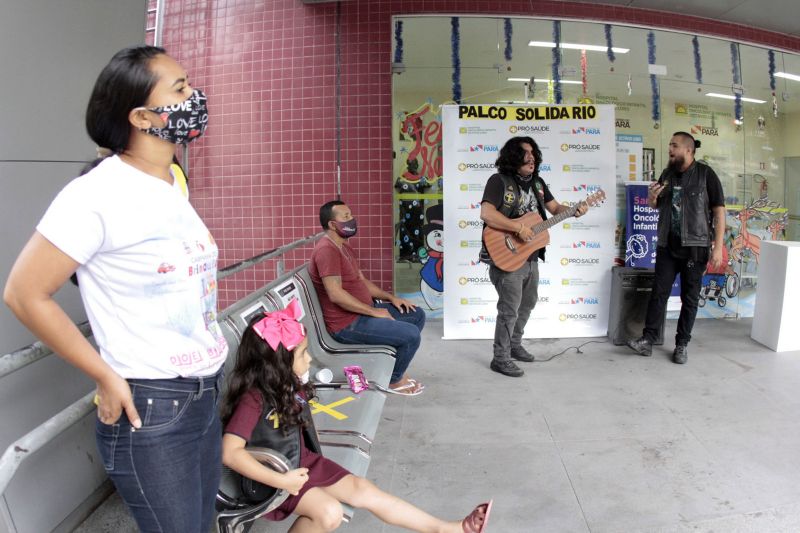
[{"xmin": 309, "ymin": 200, "xmax": 426, "ymax": 396}]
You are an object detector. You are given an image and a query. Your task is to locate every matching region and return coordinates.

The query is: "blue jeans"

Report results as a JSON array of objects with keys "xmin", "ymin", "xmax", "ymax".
[
  {"xmin": 95, "ymin": 370, "xmax": 223, "ymax": 533},
  {"xmin": 331, "ymin": 302, "xmax": 426, "ymax": 384},
  {"xmin": 489, "ymin": 261, "xmax": 539, "ymax": 362}
]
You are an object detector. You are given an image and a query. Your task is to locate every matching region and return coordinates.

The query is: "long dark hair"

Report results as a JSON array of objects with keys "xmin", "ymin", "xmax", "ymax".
[
  {"xmin": 85, "ymin": 45, "xmax": 166, "ymax": 154},
  {"xmin": 495, "ymin": 136, "xmax": 542, "ymax": 176},
  {"xmin": 220, "ymin": 313, "xmax": 316, "ymax": 433}
]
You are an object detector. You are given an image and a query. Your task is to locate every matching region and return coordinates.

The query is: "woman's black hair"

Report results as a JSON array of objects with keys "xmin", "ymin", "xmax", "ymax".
[
  {"xmin": 495, "ymin": 136, "xmax": 543, "ymax": 176},
  {"xmin": 220, "ymin": 313, "xmax": 315, "ymax": 434},
  {"xmin": 85, "ymin": 45, "xmax": 166, "ymax": 154}
]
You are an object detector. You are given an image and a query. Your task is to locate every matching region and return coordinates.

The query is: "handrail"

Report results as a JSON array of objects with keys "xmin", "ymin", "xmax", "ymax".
[
  {"xmin": 0, "ymin": 233, "xmax": 322, "ymax": 508},
  {"xmin": 0, "ymin": 391, "xmax": 95, "ymax": 496},
  {"xmin": 0, "ymin": 322, "xmax": 93, "ymax": 380},
  {"xmin": 218, "ymin": 232, "xmax": 323, "ymax": 280}
]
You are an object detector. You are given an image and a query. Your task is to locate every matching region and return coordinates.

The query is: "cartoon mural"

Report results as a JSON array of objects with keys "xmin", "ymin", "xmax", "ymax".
[
  {"xmin": 394, "ymin": 101, "xmax": 444, "ymax": 314},
  {"xmin": 419, "ymin": 203, "xmax": 444, "ymax": 310}
]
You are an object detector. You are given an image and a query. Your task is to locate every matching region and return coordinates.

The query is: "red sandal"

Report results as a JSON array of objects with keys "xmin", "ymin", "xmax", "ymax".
[{"xmin": 462, "ymin": 499, "xmax": 493, "ymax": 533}]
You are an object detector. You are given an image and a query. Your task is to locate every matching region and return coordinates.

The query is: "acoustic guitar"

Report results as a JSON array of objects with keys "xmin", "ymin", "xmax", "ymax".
[{"xmin": 482, "ymin": 189, "xmax": 606, "ymax": 272}]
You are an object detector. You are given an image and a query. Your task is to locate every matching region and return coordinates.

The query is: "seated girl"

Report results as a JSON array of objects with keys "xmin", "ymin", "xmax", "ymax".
[{"xmin": 221, "ymin": 300, "xmax": 492, "ymax": 532}]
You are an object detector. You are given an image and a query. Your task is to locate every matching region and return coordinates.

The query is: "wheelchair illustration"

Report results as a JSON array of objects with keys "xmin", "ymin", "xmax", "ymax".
[
  {"xmin": 699, "ymin": 268, "xmax": 739, "ymax": 308},
  {"xmin": 699, "ymin": 246, "xmax": 739, "ymax": 308}
]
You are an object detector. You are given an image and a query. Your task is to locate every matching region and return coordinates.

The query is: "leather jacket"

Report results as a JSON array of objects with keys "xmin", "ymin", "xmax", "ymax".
[
  {"xmin": 655, "ymin": 161, "xmax": 713, "ymax": 248},
  {"xmin": 249, "ymin": 395, "xmax": 322, "ymax": 469}
]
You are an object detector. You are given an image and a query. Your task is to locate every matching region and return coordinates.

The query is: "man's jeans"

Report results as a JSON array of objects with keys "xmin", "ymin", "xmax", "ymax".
[
  {"xmin": 489, "ymin": 261, "xmax": 539, "ymax": 362},
  {"xmin": 331, "ymin": 302, "xmax": 426, "ymax": 384},
  {"xmin": 643, "ymin": 246, "xmax": 706, "ymax": 346},
  {"xmin": 95, "ymin": 370, "xmax": 223, "ymax": 533}
]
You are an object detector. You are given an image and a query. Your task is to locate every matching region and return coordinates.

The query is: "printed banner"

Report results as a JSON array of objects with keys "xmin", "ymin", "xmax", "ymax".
[
  {"xmin": 441, "ymin": 104, "xmax": 617, "ymax": 339},
  {"xmin": 625, "ymin": 183, "xmax": 657, "ymax": 267}
]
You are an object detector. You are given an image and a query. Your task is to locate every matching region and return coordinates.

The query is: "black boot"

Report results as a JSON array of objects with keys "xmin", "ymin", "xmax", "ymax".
[{"xmin": 626, "ymin": 336, "xmax": 653, "ymax": 357}]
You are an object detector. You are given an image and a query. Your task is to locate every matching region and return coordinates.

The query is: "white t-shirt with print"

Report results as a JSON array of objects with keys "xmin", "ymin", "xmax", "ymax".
[{"xmin": 37, "ymin": 155, "xmax": 228, "ymax": 379}]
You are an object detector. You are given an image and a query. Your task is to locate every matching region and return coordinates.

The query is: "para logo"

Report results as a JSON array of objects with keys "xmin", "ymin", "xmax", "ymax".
[
  {"xmin": 572, "ymin": 241, "xmax": 601, "ymax": 249},
  {"xmin": 470, "ymin": 315, "xmax": 496, "ymax": 324},
  {"xmin": 572, "ymin": 184, "xmax": 602, "ymax": 193},
  {"xmin": 470, "ymin": 144, "xmax": 499, "ymax": 152},
  {"xmin": 571, "ymin": 127, "xmax": 601, "ymax": 135},
  {"xmin": 570, "ymin": 297, "xmax": 600, "ymax": 305},
  {"xmin": 539, "ymin": 163, "xmax": 552, "ymax": 172},
  {"xmin": 691, "ymin": 125, "xmax": 719, "ymax": 136}
]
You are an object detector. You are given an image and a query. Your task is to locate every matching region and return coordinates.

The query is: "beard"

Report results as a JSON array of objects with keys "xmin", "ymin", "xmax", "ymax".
[{"xmin": 668, "ymin": 154, "xmax": 685, "ymax": 171}]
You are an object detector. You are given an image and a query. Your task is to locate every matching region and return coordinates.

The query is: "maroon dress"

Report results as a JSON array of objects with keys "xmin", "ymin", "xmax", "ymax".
[{"xmin": 224, "ymin": 390, "xmax": 351, "ymax": 521}]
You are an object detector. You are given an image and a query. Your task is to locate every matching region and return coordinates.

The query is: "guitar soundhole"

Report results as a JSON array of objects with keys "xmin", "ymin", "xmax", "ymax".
[{"xmin": 504, "ymin": 235, "xmax": 517, "ymax": 254}]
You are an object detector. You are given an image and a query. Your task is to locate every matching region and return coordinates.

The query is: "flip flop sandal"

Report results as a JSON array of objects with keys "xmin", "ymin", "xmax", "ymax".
[
  {"xmin": 462, "ymin": 500, "xmax": 493, "ymax": 533},
  {"xmin": 380, "ymin": 381, "xmax": 424, "ymax": 396},
  {"xmin": 407, "ymin": 378, "xmax": 426, "ymax": 391}
]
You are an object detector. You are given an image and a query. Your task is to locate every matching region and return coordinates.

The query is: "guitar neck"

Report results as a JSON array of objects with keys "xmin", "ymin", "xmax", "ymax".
[{"xmin": 531, "ymin": 206, "xmax": 576, "ymax": 234}]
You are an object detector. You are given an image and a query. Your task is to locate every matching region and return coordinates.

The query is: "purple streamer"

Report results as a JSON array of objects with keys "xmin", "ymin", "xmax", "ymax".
[
  {"xmin": 394, "ymin": 20, "xmax": 403, "ymax": 64},
  {"xmin": 692, "ymin": 36, "xmax": 702, "ymax": 84},
  {"xmin": 768, "ymin": 50, "xmax": 776, "ymax": 91},
  {"xmin": 604, "ymin": 24, "xmax": 616, "ymax": 63},
  {"xmin": 552, "ymin": 21, "xmax": 562, "ymax": 104},
  {"xmin": 730, "ymin": 42, "xmax": 742, "ymax": 121},
  {"xmin": 451, "ymin": 17, "xmax": 461, "ymax": 103},
  {"xmin": 504, "ymin": 18, "xmax": 513, "ymax": 62},
  {"xmin": 648, "ymin": 32, "xmax": 660, "ymax": 121}
]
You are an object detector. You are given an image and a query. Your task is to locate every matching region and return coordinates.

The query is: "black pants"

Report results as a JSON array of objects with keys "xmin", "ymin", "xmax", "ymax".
[{"xmin": 643, "ymin": 247, "xmax": 706, "ymax": 346}]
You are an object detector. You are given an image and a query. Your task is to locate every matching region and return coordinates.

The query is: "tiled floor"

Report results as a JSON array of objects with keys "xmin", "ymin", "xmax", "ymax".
[{"xmin": 77, "ymin": 318, "xmax": 800, "ymax": 533}]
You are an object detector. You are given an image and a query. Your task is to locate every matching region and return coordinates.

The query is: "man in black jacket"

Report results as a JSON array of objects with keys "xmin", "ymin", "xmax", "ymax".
[{"xmin": 627, "ymin": 132, "xmax": 726, "ymax": 364}]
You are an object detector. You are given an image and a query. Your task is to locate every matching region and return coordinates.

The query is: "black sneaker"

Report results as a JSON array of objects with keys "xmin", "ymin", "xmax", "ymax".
[
  {"xmin": 490, "ymin": 359, "xmax": 524, "ymax": 377},
  {"xmin": 673, "ymin": 345, "xmax": 688, "ymax": 364},
  {"xmin": 626, "ymin": 336, "xmax": 653, "ymax": 357},
  {"xmin": 510, "ymin": 346, "xmax": 535, "ymax": 362}
]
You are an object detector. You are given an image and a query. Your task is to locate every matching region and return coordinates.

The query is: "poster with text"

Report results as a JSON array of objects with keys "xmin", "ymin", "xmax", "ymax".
[{"xmin": 442, "ymin": 104, "xmax": 616, "ymax": 339}]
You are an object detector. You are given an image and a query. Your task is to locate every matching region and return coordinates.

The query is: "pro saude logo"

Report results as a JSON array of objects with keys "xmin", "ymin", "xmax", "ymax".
[
  {"xmin": 457, "ymin": 220, "xmax": 483, "ymax": 229},
  {"xmin": 559, "ymin": 313, "xmax": 598, "ymax": 321},
  {"xmin": 561, "ymin": 144, "xmax": 601, "ymax": 153},
  {"xmin": 458, "ymin": 162, "xmax": 495, "ymax": 171},
  {"xmin": 560, "ymin": 257, "xmax": 601, "ymax": 266},
  {"xmin": 458, "ymin": 276, "xmax": 491, "ymax": 285},
  {"xmin": 509, "ymin": 124, "xmax": 551, "ymax": 134}
]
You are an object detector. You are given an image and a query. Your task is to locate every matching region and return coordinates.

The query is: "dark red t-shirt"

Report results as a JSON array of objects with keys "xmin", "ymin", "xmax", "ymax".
[{"xmin": 308, "ymin": 237, "xmax": 373, "ymax": 333}]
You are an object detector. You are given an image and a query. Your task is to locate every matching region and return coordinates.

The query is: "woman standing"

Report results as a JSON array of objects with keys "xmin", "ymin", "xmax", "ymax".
[{"xmin": 4, "ymin": 46, "xmax": 227, "ymax": 532}]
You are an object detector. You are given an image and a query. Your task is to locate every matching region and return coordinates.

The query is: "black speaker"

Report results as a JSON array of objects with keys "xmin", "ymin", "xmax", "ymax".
[{"xmin": 608, "ymin": 266, "xmax": 664, "ymax": 345}]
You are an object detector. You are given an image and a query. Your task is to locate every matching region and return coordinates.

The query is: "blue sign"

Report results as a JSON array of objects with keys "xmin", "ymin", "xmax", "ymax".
[{"xmin": 625, "ymin": 183, "xmax": 658, "ymax": 267}]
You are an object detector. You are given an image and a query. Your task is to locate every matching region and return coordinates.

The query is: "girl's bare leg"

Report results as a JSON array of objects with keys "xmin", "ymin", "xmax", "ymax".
[
  {"xmin": 321, "ymin": 474, "xmax": 462, "ymax": 533},
  {"xmin": 288, "ymin": 487, "xmax": 345, "ymax": 533}
]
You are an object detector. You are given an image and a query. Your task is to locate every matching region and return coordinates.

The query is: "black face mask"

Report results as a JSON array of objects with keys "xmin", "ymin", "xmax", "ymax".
[
  {"xmin": 332, "ymin": 219, "xmax": 357, "ymax": 238},
  {"xmin": 142, "ymin": 89, "xmax": 209, "ymax": 144}
]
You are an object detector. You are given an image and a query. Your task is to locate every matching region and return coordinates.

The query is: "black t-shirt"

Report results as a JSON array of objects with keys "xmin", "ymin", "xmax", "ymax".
[
  {"xmin": 481, "ymin": 173, "xmax": 555, "ymax": 261},
  {"xmin": 481, "ymin": 173, "xmax": 554, "ymax": 218}
]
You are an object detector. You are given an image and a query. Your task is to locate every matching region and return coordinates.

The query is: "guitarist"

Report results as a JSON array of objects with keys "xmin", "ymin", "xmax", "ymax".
[{"xmin": 479, "ymin": 136, "xmax": 587, "ymax": 377}]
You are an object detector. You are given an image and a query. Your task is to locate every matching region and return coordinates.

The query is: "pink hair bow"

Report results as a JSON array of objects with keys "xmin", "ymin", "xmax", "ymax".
[{"xmin": 252, "ymin": 299, "xmax": 306, "ymax": 351}]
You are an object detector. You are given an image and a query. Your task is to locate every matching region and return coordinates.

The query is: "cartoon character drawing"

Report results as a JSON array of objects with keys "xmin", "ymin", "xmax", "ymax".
[
  {"xmin": 419, "ymin": 203, "xmax": 443, "ymax": 310},
  {"xmin": 395, "ymin": 158, "xmax": 430, "ymax": 262},
  {"xmin": 731, "ymin": 197, "xmax": 769, "ymax": 264}
]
